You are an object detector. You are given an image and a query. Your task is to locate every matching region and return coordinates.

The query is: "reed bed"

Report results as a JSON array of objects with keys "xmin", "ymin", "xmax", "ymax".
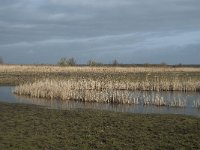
[
  {"xmin": 15, "ymin": 77, "xmax": 200, "ymax": 93},
  {"xmin": 14, "ymin": 79, "xmax": 200, "ymax": 107},
  {"xmin": 1, "ymin": 65, "xmax": 200, "ymax": 74},
  {"xmin": 1, "ymin": 65, "xmax": 200, "ymax": 86},
  {"xmin": 6, "ymin": 65, "xmax": 200, "ymax": 107}
]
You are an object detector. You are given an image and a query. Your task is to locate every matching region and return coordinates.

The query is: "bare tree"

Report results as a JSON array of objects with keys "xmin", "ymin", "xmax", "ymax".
[
  {"xmin": 66, "ymin": 57, "xmax": 76, "ymax": 66},
  {"xmin": 160, "ymin": 62, "xmax": 167, "ymax": 67},
  {"xmin": 87, "ymin": 59, "xmax": 97, "ymax": 66},
  {"xmin": 57, "ymin": 57, "xmax": 67, "ymax": 66},
  {"xmin": 112, "ymin": 59, "xmax": 118, "ymax": 66},
  {"xmin": 0, "ymin": 57, "xmax": 4, "ymax": 64},
  {"xmin": 57, "ymin": 57, "xmax": 76, "ymax": 66}
]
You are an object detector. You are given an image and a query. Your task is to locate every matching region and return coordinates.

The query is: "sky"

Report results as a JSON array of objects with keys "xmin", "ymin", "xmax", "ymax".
[{"xmin": 0, "ymin": 0, "xmax": 200, "ymax": 64}]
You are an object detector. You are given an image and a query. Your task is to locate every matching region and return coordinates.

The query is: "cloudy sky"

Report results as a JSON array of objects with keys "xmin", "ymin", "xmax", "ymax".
[{"xmin": 0, "ymin": 0, "xmax": 200, "ymax": 64}]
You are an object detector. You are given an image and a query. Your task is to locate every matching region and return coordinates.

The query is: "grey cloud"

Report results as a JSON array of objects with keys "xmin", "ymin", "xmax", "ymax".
[{"xmin": 0, "ymin": 0, "xmax": 200, "ymax": 64}]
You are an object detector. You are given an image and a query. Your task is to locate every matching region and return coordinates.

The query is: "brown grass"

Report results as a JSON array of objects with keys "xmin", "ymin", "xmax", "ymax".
[
  {"xmin": 14, "ymin": 79, "xmax": 200, "ymax": 107},
  {"xmin": 1, "ymin": 64, "xmax": 200, "ymax": 74},
  {"xmin": 2, "ymin": 65, "xmax": 199, "ymax": 107}
]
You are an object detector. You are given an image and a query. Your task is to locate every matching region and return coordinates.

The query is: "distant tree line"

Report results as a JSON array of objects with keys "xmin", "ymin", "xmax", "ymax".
[
  {"xmin": 57, "ymin": 57, "xmax": 120, "ymax": 66},
  {"xmin": 56, "ymin": 57, "xmax": 200, "ymax": 68},
  {"xmin": 57, "ymin": 57, "xmax": 76, "ymax": 66}
]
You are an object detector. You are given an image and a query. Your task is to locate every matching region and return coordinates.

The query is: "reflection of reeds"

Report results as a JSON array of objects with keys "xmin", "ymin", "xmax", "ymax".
[
  {"xmin": 170, "ymin": 98, "xmax": 186, "ymax": 107},
  {"xmin": 193, "ymin": 99, "xmax": 200, "ymax": 108},
  {"xmin": 152, "ymin": 95, "xmax": 166, "ymax": 106},
  {"xmin": 142, "ymin": 93, "xmax": 167, "ymax": 106}
]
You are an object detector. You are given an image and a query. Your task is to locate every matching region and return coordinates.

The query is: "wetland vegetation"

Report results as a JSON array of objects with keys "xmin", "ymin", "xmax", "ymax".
[
  {"xmin": 1, "ymin": 64, "xmax": 200, "ymax": 86},
  {"xmin": 2, "ymin": 65, "xmax": 198, "ymax": 107},
  {"xmin": 1, "ymin": 64, "xmax": 200, "ymax": 149},
  {"xmin": 14, "ymin": 78, "xmax": 200, "ymax": 107}
]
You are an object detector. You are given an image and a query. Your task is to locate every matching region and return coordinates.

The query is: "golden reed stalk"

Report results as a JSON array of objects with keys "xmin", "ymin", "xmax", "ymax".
[
  {"xmin": 14, "ymin": 79, "xmax": 200, "ymax": 107},
  {"xmin": 1, "ymin": 65, "xmax": 200, "ymax": 73}
]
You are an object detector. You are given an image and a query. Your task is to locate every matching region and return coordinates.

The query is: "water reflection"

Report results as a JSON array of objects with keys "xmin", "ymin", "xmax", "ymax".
[
  {"xmin": 0, "ymin": 86, "xmax": 200, "ymax": 117},
  {"xmin": 15, "ymin": 96, "xmax": 200, "ymax": 117}
]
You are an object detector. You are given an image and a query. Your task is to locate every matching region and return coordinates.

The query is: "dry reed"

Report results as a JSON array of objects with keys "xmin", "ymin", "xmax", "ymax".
[
  {"xmin": 14, "ymin": 79, "xmax": 200, "ymax": 107},
  {"xmin": 15, "ymin": 78, "xmax": 200, "ymax": 93},
  {"xmin": 1, "ymin": 65, "xmax": 200, "ymax": 74},
  {"xmin": 7, "ymin": 65, "xmax": 199, "ymax": 107}
]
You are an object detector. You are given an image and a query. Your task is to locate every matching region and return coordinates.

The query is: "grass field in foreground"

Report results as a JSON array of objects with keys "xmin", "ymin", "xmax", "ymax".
[{"xmin": 0, "ymin": 102, "xmax": 200, "ymax": 150}]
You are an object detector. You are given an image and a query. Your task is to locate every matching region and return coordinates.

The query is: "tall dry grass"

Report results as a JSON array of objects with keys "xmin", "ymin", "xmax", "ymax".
[
  {"xmin": 4, "ymin": 65, "xmax": 199, "ymax": 107},
  {"xmin": 15, "ymin": 78, "xmax": 200, "ymax": 93},
  {"xmin": 14, "ymin": 79, "xmax": 200, "ymax": 107},
  {"xmin": 1, "ymin": 64, "xmax": 200, "ymax": 74}
]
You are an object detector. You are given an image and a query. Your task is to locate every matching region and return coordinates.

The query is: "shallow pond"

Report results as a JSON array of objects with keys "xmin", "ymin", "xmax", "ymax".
[{"xmin": 0, "ymin": 86, "xmax": 200, "ymax": 117}]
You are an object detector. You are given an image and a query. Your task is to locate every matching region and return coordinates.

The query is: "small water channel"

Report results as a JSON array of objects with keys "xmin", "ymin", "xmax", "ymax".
[{"xmin": 0, "ymin": 86, "xmax": 200, "ymax": 117}]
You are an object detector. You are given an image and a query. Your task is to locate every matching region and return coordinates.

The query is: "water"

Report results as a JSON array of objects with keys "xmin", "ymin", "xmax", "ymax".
[{"xmin": 0, "ymin": 86, "xmax": 200, "ymax": 117}]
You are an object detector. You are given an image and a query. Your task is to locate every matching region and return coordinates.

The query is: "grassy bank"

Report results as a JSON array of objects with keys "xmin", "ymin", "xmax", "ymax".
[{"xmin": 0, "ymin": 102, "xmax": 200, "ymax": 149}]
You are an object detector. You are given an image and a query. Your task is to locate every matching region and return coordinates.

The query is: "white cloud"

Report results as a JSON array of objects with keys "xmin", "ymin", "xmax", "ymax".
[
  {"xmin": 47, "ymin": 13, "xmax": 94, "ymax": 21},
  {"xmin": 49, "ymin": 0, "xmax": 132, "ymax": 8},
  {"xmin": 10, "ymin": 24, "xmax": 36, "ymax": 29},
  {"xmin": 142, "ymin": 31, "xmax": 200, "ymax": 49},
  {"xmin": 0, "ymin": 42, "xmax": 32, "ymax": 48}
]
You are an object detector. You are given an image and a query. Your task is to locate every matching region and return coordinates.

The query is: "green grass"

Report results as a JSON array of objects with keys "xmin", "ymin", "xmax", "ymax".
[{"xmin": 0, "ymin": 102, "xmax": 200, "ymax": 150}]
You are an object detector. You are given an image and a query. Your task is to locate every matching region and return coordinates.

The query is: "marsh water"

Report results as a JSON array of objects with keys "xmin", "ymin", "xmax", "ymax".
[{"xmin": 0, "ymin": 86, "xmax": 200, "ymax": 117}]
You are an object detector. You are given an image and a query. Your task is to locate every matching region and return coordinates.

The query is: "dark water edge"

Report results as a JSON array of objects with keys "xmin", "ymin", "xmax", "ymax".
[{"xmin": 0, "ymin": 86, "xmax": 200, "ymax": 117}]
